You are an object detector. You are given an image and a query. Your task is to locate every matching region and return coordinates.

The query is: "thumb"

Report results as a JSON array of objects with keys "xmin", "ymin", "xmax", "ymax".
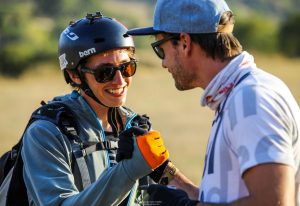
[{"xmin": 119, "ymin": 126, "xmax": 147, "ymax": 138}]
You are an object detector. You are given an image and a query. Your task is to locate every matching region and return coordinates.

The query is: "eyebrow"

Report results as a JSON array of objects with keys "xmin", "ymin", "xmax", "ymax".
[{"xmin": 94, "ymin": 60, "xmax": 130, "ymax": 68}]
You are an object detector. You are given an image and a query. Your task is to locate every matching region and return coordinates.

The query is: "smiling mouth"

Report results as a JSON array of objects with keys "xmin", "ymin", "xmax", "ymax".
[{"xmin": 107, "ymin": 87, "xmax": 125, "ymax": 95}]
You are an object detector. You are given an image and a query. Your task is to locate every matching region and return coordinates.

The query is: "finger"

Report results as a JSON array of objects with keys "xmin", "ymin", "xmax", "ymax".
[
  {"xmin": 147, "ymin": 184, "xmax": 165, "ymax": 194},
  {"xmin": 118, "ymin": 137, "xmax": 133, "ymax": 146},
  {"xmin": 119, "ymin": 126, "xmax": 147, "ymax": 138},
  {"xmin": 131, "ymin": 126, "xmax": 148, "ymax": 136}
]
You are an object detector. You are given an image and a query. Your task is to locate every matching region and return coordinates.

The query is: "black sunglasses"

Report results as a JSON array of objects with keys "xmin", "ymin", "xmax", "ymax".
[
  {"xmin": 151, "ymin": 35, "xmax": 178, "ymax": 59},
  {"xmin": 81, "ymin": 60, "xmax": 137, "ymax": 83}
]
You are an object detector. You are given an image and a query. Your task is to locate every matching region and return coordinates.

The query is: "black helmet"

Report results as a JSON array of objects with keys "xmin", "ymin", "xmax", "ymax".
[{"xmin": 58, "ymin": 12, "xmax": 134, "ymax": 71}]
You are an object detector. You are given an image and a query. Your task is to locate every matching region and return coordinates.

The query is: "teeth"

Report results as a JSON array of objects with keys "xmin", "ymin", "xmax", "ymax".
[{"xmin": 108, "ymin": 88, "xmax": 124, "ymax": 94}]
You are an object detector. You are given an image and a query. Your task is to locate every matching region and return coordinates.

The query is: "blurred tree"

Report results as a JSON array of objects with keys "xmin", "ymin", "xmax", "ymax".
[
  {"xmin": 1, "ymin": 0, "xmax": 299, "ymax": 77},
  {"xmin": 278, "ymin": 13, "xmax": 300, "ymax": 57},
  {"xmin": 0, "ymin": 1, "xmax": 36, "ymax": 76},
  {"xmin": 0, "ymin": 0, "xmax": 104, "ymax": 76},
  {"xmin": 33, "ymin": 0, "xmax": 61, "ymax": 16},
  {"xmin": 234, "ymin": 16, "xmax": 278, "ymax": 53}
]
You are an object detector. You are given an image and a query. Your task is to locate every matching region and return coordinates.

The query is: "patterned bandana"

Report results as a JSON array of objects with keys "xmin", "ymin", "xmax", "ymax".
[{"xmin": 201, "ymin": 52, "xmax": 256, "ymax": 110}]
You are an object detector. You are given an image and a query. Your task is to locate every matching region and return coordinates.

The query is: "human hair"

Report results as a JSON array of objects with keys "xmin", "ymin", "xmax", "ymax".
[
  {"xmin": 63, "ymin": 47, "xmax": 136, "ymax": 89},
  {"xmin": 165, "ymin": 11, "xmax": 242, "ymax": 62}
]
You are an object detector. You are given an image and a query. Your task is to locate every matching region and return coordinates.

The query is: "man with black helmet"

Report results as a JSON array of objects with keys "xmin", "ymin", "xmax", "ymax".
[{"xmin": 20, "ymin": 12, "xmax": 170, "ymax": 206}]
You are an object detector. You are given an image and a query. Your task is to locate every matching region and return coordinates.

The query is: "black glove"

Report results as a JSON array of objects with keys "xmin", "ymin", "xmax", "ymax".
[
  {"xmin": 149, "ymin": 160, "xmax": 169, "ymax": 183},
  {"xmin": 116, "ymin": 126, "xmax": 147, "ymax": 162},
  {"xmin": 131, "ymin": 114, "xmax": 152, "ymax": 131},
  {"xmin": 147, "ymin": 184, "xmax": 199, "ymax": 206}
]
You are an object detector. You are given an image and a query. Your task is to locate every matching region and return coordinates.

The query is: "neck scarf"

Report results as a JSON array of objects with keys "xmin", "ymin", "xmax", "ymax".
[{"xmin": 201, "ymin": 52, "xmax": 256, "ymax": 111}]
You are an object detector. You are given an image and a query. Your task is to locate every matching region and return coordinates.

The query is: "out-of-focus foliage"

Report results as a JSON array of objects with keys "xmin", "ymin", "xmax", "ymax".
[
  {"xmin": 227, "ymin": 0, "xmax": 300, "ymax": 20},
  {"xmin": 0, "ymin": 0, "xmax": 104, "ymax": 77},
  {"xmin": 278, "ymin": 13, "xmax": 300, "ymax": 57},
  {"xmin": 0, "ymin": 0, "xmax": 299, "ymax": 77},
  {"xmin": 234, "ymin": 16, "xmax": 278, "ymax": 53},
  {"xmin": 0, "ymin": 1, "xmax": 43, "ymax": 76}
]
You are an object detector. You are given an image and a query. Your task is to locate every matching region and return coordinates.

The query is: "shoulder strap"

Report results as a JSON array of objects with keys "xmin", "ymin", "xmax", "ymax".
[
  {"xmin": 31, "ymin": 101, "xmax": 81, "ymax": 142},
  {"xmin": 33, "ymin": 102, "xmax": 120, "ymax": 189},
  {"xmin": 6, "ymin": 139, "xmax": 28, "ymax": 206},
  {"xmin": 11, "ymin": 101, "xmax": 123, "ymax": 193},
  {"xmin": 26, "ymin": 102, "xmax": 91, "ymax": 189},
  {"xmin": 38, "ymin": 102, "xmax": 94, "ymax": 189}
]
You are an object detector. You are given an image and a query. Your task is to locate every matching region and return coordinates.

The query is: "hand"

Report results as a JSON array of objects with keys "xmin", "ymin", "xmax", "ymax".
[
  {"xmin": 149, "ymin": 160, "xmax": 169, "ymax": 183},
  {"xmin": 149, "ymin": 161, "xmax": 179, "ymax": 185},
  {"xmin": 117, "ymin": 127, "xmax": 172, "ymax": 183},
  {"xmin": 116, "ymin": 127, "xmax": 147, "ymax": 162},
  {"xmin": 147, "ymin": 184, "xmax": 199, "ymax": 206},
  {"xmin": 117, "ymin": 126, "xmax": 169, "ymax": 170},
  {"xmin": 116, "ymin": 127, "xmax": 169, "ymax": 181},
  {"xmin": 135, "ymin": 129, "xmax": 169, "ymax": 170},
  {"xmin": 131, "ymin": 114, "xmax": 152, "ymax": 131}
]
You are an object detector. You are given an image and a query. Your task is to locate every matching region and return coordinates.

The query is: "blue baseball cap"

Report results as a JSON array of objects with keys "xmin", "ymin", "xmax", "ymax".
[{"xmin": 127, "ymin": 0, "xmax": 232, "ymax": 35}]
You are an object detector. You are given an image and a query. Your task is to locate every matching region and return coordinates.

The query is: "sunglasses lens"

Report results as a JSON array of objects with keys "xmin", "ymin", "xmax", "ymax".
[
  {"xmin": 155, "ymin": 47, "xmax": 165, "ymax": 59},
  {"xmin": 95, "ymin": 67, "xmax": 114, "ymax": 83},
  {"xmin": 94, "ymin": 61, "xmax": 136, "ymax": 83},
  {"xmin": 123, "ymin": 61, "xmax": 136, "ymax": 77}
]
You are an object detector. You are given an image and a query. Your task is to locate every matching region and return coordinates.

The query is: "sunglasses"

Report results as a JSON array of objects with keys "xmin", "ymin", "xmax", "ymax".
[
  {"xmin": 81, "ymin": 60, "xmax": 137, "ymax": 83},
  {"xmin": 151, "ymin": 35, "xmax": 179, "ymax": 59}
]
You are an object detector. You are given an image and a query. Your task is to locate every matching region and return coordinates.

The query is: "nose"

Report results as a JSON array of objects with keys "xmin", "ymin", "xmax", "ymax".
[
  {"xmin": 162, "ymin": 60, "xmax": 167, "ymax": 69},
  {"xmin": 112, "ymin": 70, "xmax": 125, "ymax": 84}
]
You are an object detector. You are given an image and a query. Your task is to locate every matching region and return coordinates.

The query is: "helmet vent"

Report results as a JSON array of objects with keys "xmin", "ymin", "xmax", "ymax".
[
  {"xmin": 94, "ymin": 38, "xmax": 105, "ymax": 43},
  {"xmin": 86, "ymin": 12, "xmax": 103, "ymax": 24}
]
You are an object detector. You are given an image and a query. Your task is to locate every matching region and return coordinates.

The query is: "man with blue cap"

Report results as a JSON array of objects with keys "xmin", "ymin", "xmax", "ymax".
[{"xmin": 126, "ymin": 0, "xmax": 300, "ymax": 205}]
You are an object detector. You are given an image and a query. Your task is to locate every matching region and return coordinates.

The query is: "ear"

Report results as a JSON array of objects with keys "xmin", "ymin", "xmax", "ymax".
[
  {"xmin": 66, "ymin": 69, "xmax": 81, "ymax": 85},
  {"xmin": 179, "ymin": 33, "xmax": 192, "ymax": 56}
]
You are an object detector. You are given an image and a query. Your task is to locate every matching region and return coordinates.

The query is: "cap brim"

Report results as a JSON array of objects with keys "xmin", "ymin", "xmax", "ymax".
[{"xmin": 127, "ymin": 27, "xmax": 161, "ymax": 36}]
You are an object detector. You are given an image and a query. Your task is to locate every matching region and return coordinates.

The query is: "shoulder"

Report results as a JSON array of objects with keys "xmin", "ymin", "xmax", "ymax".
[
  {"xmin": 227, "ymin": 70, "xmax": 293, "ymax": 113},
  {"xmin": 23, "ymin": 119, "xmax": 72, "ymax": 154}
]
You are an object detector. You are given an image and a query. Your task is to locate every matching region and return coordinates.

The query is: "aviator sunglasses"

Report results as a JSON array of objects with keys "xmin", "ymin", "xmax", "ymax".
[
  {"xmin": 151, "ymin": 35, "xmax": 179, "ymax": 59},
  {"xmin": 81, "ymin": 60, "xmax": 137, "ymax": 83}
]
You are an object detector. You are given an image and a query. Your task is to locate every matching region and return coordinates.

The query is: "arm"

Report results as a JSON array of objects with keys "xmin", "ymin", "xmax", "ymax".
[
  {"xmin": 148, "ymin": 163, "xmax": 295, "ymax": 206},
  {"xmin": 199, "ymin": 163, "xmax": 295, "ymax": 206},
  {"xmin": 22, "ymin": 120, "xmax": 152, "ymax": 206},
  {"xmin": 234, "ymin": 163, "xmax": 295, "ymax": 206},
  {"xmin": 168, "ymin": 168, "xmax": 199, "ymax": 200}
]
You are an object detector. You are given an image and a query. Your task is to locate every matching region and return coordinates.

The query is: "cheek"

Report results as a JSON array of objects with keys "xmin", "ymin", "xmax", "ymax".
[
  {"xmin": 125, "ymin": 77, "xmax": 132, "ymax": 87},
  {"xmin": 84, "ymin": 73, "xmax": 95, "ymax": 84}
]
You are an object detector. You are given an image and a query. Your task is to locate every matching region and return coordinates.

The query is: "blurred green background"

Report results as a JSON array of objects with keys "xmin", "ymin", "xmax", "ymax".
[{"xmin": 1, "ymin": 0, "xmax": 300, "ymax": 184}]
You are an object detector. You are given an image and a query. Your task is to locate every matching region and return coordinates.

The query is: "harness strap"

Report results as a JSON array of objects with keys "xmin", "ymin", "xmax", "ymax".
[
  {"xmin": 108, "ymin": 107, "xmax": 124, "ymax": 137},
  {"xmin": 71, "ymin": 141, "xmax": 91, "ymax": 189},
  {"xmin": 71, "ymin": 141, "xmax": 118, "ymax": 158},
  {"xmin": 63, "ymin": 126, "xmax": 118, "ymax": 189}
]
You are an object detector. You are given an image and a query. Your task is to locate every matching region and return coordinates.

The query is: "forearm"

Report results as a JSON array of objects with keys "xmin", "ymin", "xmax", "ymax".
[
  {"xmin": 168, "ymin": 170, "xmax": 199, "ymax": 200},
  {"xmin": 61, "ymin": 164, "xmax": 136, "ymax": 206},
  {"xmin": 196, "ymin": 196, "xmax": 255, "ymax": 206},
  {"xmin": 22, "ymin": 122, "xmax": 144, "ymax": 206}
]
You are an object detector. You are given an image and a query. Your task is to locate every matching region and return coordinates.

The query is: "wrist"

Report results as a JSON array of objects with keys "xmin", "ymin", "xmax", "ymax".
[{"xmin": 159, "ymin": 161, "xmax": 179, "ymax": 185}]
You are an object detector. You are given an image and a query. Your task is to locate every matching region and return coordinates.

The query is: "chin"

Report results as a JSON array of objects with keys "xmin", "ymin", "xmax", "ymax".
[{"xmin": 108, "ymin": 99, "xmax": 126, "ymax": 108}]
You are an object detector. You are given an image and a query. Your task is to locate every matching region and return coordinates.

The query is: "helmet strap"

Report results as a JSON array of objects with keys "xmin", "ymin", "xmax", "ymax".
[
  {"xmin": 78, "ymin": 71, "xmax": 110, "ymax": 108},
  {"xmin": 76, "ymin": 65, "xmax": 123, "ymax": 134}
]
